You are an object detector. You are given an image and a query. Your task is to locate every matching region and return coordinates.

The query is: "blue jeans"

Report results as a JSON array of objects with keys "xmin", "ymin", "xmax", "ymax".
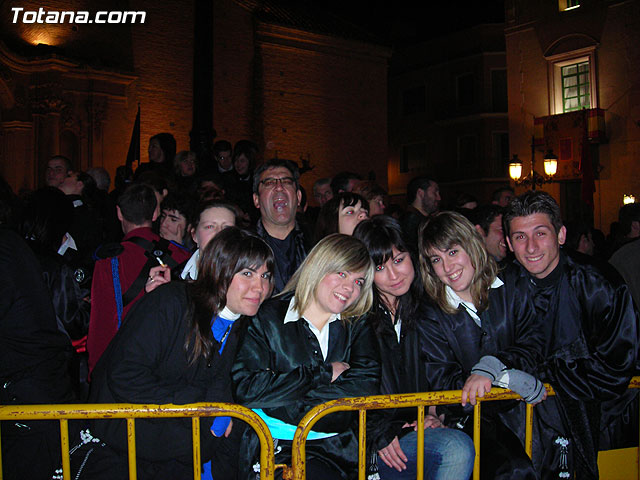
[{"xmin": 377, "ymin": 428, "xmax": 475, "ymax": 480}]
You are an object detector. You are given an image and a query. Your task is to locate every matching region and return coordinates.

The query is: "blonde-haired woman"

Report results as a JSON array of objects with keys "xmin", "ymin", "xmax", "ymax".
[
  {"xmin": 232, "ymin": 233, "xmax": 380, "ymax": 479},
  {"xmin": 418, "ymin": 211, "xmax": 545, "ymax": 480}
]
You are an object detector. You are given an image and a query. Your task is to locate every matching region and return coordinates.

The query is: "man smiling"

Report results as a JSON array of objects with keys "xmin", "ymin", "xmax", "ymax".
[
  {"xmin": 503, "ymin": 190, "xmax": 637, "ymax": 479},
  {"xmin": 253, "ymin": 159, "xmax": 312, "ymax": 293}
]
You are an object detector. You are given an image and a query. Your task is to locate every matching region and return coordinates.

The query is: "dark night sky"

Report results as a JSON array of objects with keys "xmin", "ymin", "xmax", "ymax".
[{"xmin": 316, "ymin": 0, "xmax": 506, "ymax": 46}]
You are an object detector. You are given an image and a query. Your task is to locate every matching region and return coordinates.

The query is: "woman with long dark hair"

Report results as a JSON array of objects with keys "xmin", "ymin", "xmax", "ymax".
[
  {"xmin": 314, "ymin": 192, "xmax": 369, "ymax": 242},
  {"xmin": 418, "ymin": 211, "xmax": 545, "ymax": 479},
  {"xmin": 232, "ymin": 234, "xmax": 379, "ymax": 479},
  {"xmin": 353, "ymin": 216, "xmax": 475, "ymax": 479},
  {"xmin": 69, "ymin": 227, "xmax": 274, "ymax": 480}
]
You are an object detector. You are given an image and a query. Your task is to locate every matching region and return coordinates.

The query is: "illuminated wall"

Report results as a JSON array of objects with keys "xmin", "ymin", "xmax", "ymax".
[
  {"xmin": 0, "ymin": 0, "xmax": 390, "ymax": 195},
  {"xmin": 505, "ymin": 0, "xmax": 640, "ymax": 232}
]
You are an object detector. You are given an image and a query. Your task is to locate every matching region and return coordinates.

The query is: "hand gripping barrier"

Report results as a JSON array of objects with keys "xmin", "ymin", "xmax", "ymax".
[
  {"xmin": 1, "ymin": 377, "xmax": 639, "ymax": 480},
  {"xmin": 290, "ymin": 377, "xmax": 640, "ymax": 480}
]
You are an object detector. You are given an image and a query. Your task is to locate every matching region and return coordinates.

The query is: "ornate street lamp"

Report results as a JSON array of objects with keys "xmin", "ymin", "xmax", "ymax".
[{"xmin": 509, "ymin": 136, "xmax": 558, "ymax": 190}]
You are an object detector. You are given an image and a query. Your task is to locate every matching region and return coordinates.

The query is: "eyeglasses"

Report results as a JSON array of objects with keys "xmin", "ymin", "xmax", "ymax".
[{"xmin": 259, "ymin": 177, "xmax": 295, "ymax": 189}]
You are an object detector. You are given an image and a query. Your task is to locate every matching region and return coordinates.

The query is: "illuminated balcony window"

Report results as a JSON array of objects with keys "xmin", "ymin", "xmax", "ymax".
[
  {"xmin": 547, "ymin": 47, "xmax": 597, "ymax": 115},
  {"xmin": 561, "ymin": 61, "xmax": 590, "ymax": 112},
  {"xmin": 559, "ymin": 0, "xmax": 580, "ymax": 11}
]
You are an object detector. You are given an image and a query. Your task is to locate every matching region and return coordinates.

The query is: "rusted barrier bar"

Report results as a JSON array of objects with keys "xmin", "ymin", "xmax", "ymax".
[
  {"xmin": 192, "ymin": 417, "xmax": 201, "ymax": 480},
  {"xmin": 0, "ymin": 403, "xmax": 275, "ymax": 480},
  {"xmin": 126, "ymin": 418, "xmax": 137, "ymax": 480}
]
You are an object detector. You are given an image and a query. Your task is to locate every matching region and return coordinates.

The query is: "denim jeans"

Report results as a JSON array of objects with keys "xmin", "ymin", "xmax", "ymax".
[{"xmin": 377, "ymin": 428, "xmax": 475, "ymax": 480}]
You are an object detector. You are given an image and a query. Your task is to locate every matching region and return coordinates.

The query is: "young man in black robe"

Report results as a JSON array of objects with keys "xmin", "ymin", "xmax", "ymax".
[{"xmin": 503, "ymin": 190, "xmax": 638, "ymax": 479}]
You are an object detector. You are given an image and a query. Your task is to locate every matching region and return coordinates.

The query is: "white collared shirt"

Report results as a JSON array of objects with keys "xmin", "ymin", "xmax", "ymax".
[
  {"xmin": 57, "ymin": 232, "xmax": 77, "ymax": 256},
  {"xmin": 283, "ymin": 297, "xmax": 340, "ymax": 360},
  {"xmin": 181, "ymin": 248, "xmax": 200, "ymax": 280},
  {"xmin": 445, "ymin": 277, "xmax": 503, "ymax": 327}
]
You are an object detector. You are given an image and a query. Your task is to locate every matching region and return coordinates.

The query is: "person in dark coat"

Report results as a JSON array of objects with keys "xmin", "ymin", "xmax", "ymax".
[
  {"xmin": 503, "ymin": 190, "xmax": 638, "ymax": 479},
  {"xmin": 0, "ymin": 226, "xmax": 76, "ymax": 480},
  {"xmin": 418, "ymin": 211, "xmax": 546, "ymax": 480},
  {"xmin": 67, "ymin": 227, "xmax": 274, "ymax": 480},
  {"xmin": 353, "ymin": 216, "xmax": 475, "ymax": 480},
  {"xmin": 252, "ymin": 159, "xmax": 313, "ymax": 294},
  {"xmin": 232, "ymin": 234, "xmax": 380, "ymax": 479}
]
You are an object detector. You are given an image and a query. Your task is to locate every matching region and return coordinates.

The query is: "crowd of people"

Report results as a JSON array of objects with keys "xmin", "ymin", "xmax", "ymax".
[{"xmin": 1, "ymin": 131, "xmax": 639, "ymax": 480}]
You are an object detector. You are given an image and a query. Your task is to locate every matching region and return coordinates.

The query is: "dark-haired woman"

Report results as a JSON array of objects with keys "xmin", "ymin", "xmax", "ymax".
[
  {"xmin": 314, "ymin": 192, "xmax": 369, "ymax": 242},
  {"xmin": 418, "ymin": 211, "xmax": 545, "ymax": 479},
  {"xmin": 353, "ymin": 216, "xmax": 475, "ymax": 480},
  {"xmin": 68, "ymin": 227, "xmax": 274, "ymax": 480}
]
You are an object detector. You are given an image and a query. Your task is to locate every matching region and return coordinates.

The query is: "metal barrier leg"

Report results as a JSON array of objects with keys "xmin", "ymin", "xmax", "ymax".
[
  {"xmin": 473, "ymin": 403, "xmax": 481, "ymax": 480},
  {"xmin": 127, "ymin": 418, "xmax": 137, "ymax": 480},
  {"xmin": 192, "ymin": 417, "xmax": 201, "ymax": 480},
  {"xmin": 60, "ymin": 419, "xmax": 71, "ymax": 480},
  {"xmin": 0, "ymin": 423, "xmax": 3, "ymax": 480},
  {"xmin": 416, "ymin": 405, "xmax": 424, "ymax": 480},
  {"xmin": 358, "ymin": 410, "xmax": 366, "ymax": 480},
  {"xmin": 525, "ymin": 404, "xmax": 533, "ymax": 459}
]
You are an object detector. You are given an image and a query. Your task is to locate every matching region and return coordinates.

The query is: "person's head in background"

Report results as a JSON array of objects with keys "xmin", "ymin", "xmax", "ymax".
[
  {"xmin": 45, "ymin": 156, "xmax": 72, "ymax": 188},
  {"xmin": 330, "ymin": 171, "xmax": 362, "ymax": 196},
  {"xmin": 87, "ymin": 167, "xmax": 111, "ymax": 192},
  {"xmin": 564, "ymin": 220, "xmax": 595, "ymax": 256},
  {"xmin": 174, "ymin": 151, "xmax": 198, "ymax": 178},
  {"xmin": 352, "ymin": 181, "xmax": 387, "ymax": 216},
  {"xmin": 252, "ymin": 158, "xmax": 301, "ymax": 238},
  {"xmin": 618, "ymin": 203, "xmax": 640, "ymax": 240},
  {"xmin": 470, "ymin": 204, "xmax": 507, "ymax": 262},
  {"xmin": 233, "ymin": 140, "xmax": 258, "ymax": 177},
  {"xmin": 136, "ymin": 171, "xmax": 170, "ymax": 219},
  {"xmin": 116, "ymin": 183, "xmax": 158, "ymax": 234},
  {"xmin": 197, "ymin": 174, "xmax": 226, "ymax": 202},
  {"xmin": 213, "ymin": 140, "xmax": 233, "ymax": 172},
  {"xmin": 313, "ymin": 178, "xmax": 334, "ymax": 207},
  {"xmin": 158, "ymin": 191, "xmax": 196, "ymax": 246},
  {"xmin": 58, "ymin": 171, "xmax": 97, "ymax": 201},
  {"xmin": 407, "ymin": 176, "xmax": 441, "ymax": 216},
  {"xmin": 148, "ymin": 133, "xmax": 177, "ymax": 167},
  {"xmin": 315, "ymin": 192, "xmax": 369, "ymax": 242},
  {"xmin": 491, "ymin": 186, "xmax": 515, "ymax": 208},
  {"xmin": 191, "ymin": 201, "xmax": 237, "ymax": 250}
]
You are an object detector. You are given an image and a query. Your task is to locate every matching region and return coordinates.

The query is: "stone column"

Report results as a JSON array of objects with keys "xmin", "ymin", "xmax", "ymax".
[{"xmin": 190, "ymin": 0, "xmax": 214, "ymax": 163}]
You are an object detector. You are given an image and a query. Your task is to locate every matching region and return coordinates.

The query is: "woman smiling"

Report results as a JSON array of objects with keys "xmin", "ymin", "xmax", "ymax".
[
  {"xmin": 232, "ymin": 234, "xmax": 379, "ymax": 479},
  {"xmin": 354, "ymin": 216, "xmax": 475, "ymax": 480},
  {"xmin": 418, "ymin": 211, "xmax": 545, "ymax": 480}
]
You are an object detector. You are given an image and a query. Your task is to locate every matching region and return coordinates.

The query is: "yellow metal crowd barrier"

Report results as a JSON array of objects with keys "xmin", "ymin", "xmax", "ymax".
[
  {"xmin": 291, "ymin": 376, "xmax": 640, "ymax": 480},
  {"xmin": 0, "ymin": 402, "xmax": 276, "ymax": 480},
  {"xmin": 1, "ymin": 377, "xmax": 638, "ymax": 480}
]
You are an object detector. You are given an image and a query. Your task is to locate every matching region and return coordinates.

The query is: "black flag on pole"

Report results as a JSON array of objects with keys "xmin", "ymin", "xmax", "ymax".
[{"xmin": 125, "ymin": 104, "xmax": 140, "ymax": 169}]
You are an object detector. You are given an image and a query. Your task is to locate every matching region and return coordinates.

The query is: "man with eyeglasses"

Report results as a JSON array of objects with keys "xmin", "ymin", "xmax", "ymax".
[{"xmin": 253, "ymin": 159, "xmax": 313, "ymax": 294}]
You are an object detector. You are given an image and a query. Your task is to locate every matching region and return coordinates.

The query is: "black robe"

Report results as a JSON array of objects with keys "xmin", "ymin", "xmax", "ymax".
[
  {"xmin": 365, "ymin": 301, "xmax": 430, "ymax": 451},
  {"xmin": 79, "ymin": 282, "xmax": 241, "ymax": 479},
  {"xmin": 231, "ymin": 293, "xmax": 381, "ymax": 479},
  {"xmin": 419, "ymin": 273, "xmax": 545, "ymax": 480},
  {"xmin": 505, "ymin": 252, "xmax": 638, "ymax": 479}
]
